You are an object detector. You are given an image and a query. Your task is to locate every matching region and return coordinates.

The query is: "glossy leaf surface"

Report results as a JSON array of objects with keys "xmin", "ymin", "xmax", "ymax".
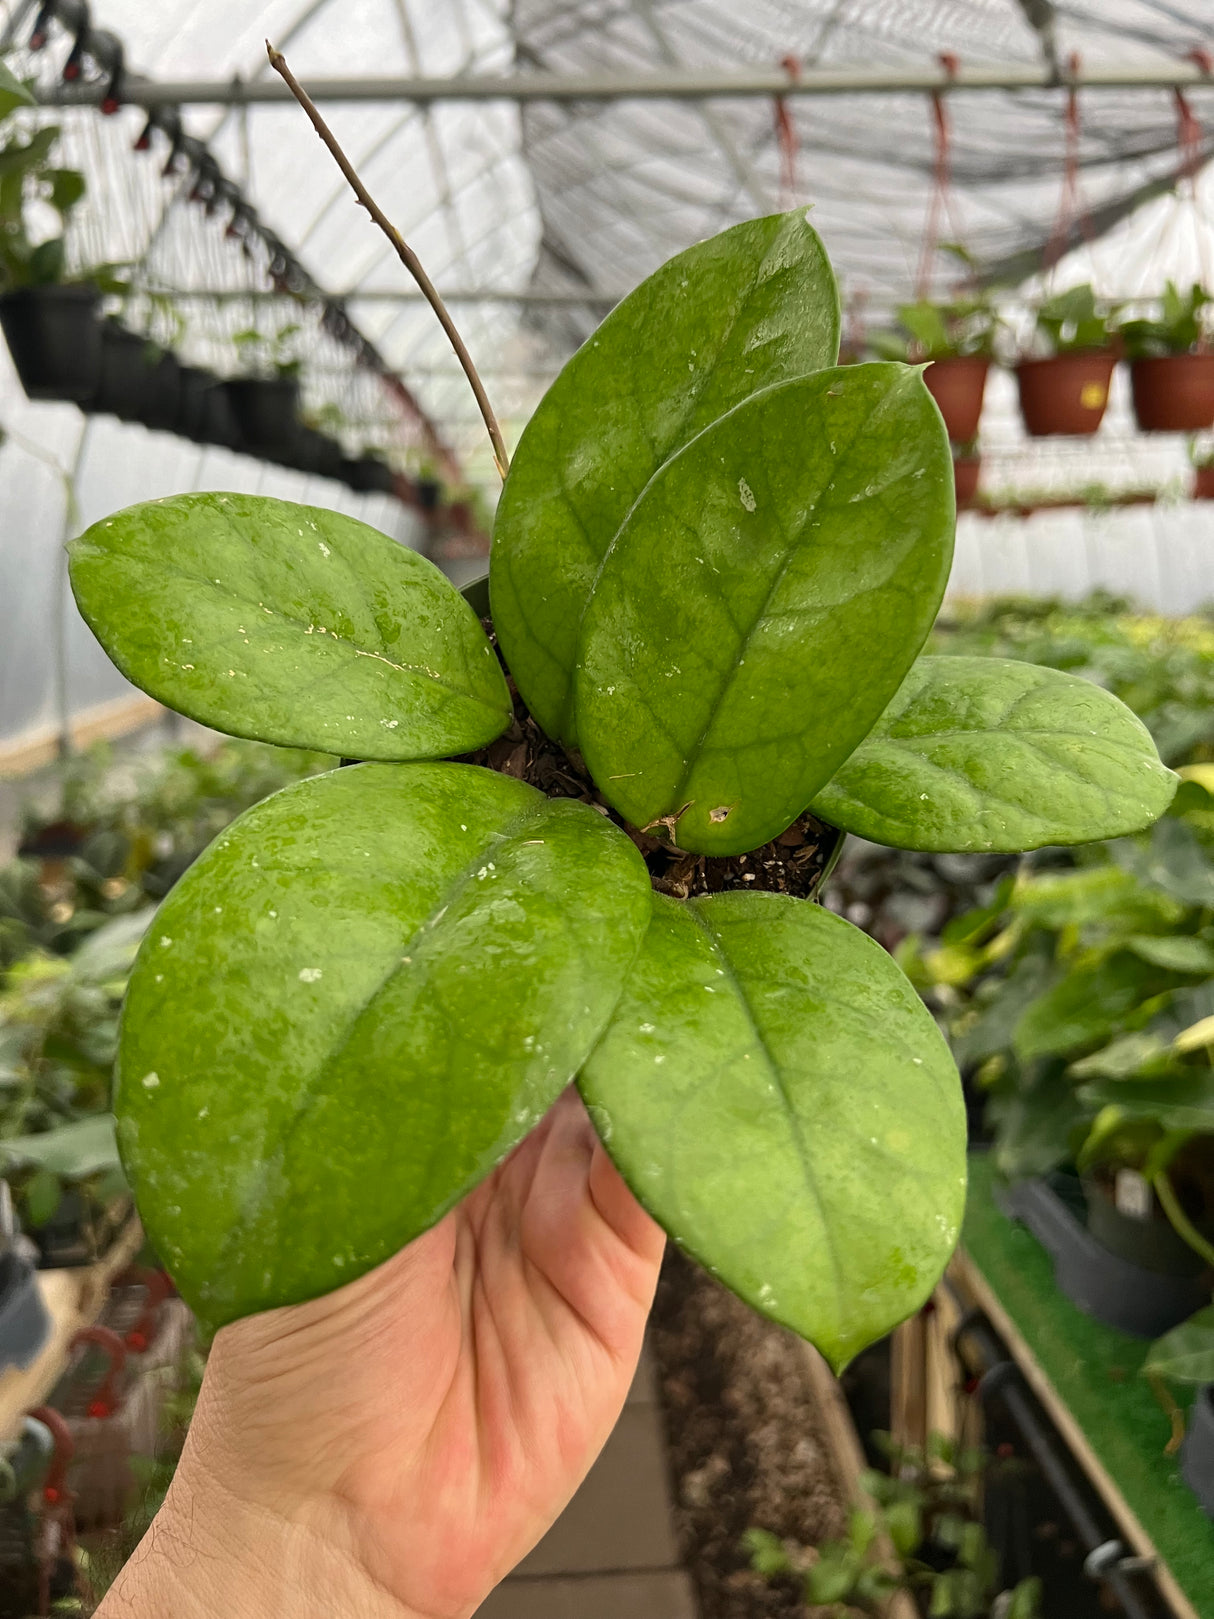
[
  {"xmin": 1142, "ymin": 1306, "xmax": 1214, "ymax": 1384},
  {"xmin": 811, "ymin": 657, "xmax": 1177, "ymax": 852},
  {"xmin": 116, "ymin": 762, "xmax": 651, "ymax": 1327},
  {"xmin": 491, "ymin": 211, "xmax": 840, "ymax": 743},
  {"xmin": 575, "ymin": 364, "xmax": 954, "ymax": 855},
  {"xmin": 578, "ymin": 891, "xmax": 966, "ymax": 1369},
  {"xmin": 69, "ymin": 493, "xmax": 510, "ymax": 759}
]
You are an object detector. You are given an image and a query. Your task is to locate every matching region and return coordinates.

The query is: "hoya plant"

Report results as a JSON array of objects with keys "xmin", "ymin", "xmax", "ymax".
[{"xmin": 67, "ymin": 212, "xmax": 1176, "ymax": 1369}]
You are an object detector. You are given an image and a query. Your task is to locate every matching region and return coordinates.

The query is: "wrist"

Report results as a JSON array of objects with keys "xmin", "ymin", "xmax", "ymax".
[{"xmin": 96, "ymin": 1454, "xmax": 434, "ymax": 1619}]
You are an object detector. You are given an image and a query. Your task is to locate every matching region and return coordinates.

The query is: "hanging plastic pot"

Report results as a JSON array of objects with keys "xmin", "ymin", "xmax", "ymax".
[
  {"xmin": 0, "ymin": 282, "xmax": 102, "ymax": 401},
  {"xmin": 1130, "ymin": 354, "xmax": 1214, "ymax": 433},
  {"xmin": 177, "ymin": 366, "xmax": 239, "ymax": 447},
  {"xmin": 289, "ymin": 426, "xmax": 343, "ymax": 481},
  {"xmin": 1015, "ymin": 351, "xmax": 1116, "ymax": 436},
  {"xmin": 140, "ymin": 349, "xmax": 181, "ymax": 433},
  {"xmin": 340, "ymin": 454, "xmax": 396, "ymax": 495},
  {"xmin": 924, "ymin": 356, "xmax": 990, "ymax": 443},
  {"xmin": 225, "ymin": 375, "xmax": 301, "ymax": 459},
  {"xmin": 952, "ymin": 454, "xmax": 981, "ymax": 509},
  {"xmin": 88, "ymin": 323, "xmax": 176, "ymax": 426}
]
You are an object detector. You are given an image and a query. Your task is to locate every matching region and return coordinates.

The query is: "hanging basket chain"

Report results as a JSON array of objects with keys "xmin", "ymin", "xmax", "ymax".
[
  {"xmin": 914, "ymin": 52, "xmax": 962, "ymax": 302},
  {"xmin": 1044, "ymin": 52, "xmax": 1093, "ymax": 270}
]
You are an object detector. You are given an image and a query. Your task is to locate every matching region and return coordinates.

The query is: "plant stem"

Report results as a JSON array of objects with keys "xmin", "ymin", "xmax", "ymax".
[
  {"xmin": 1153, "ymin": 1168, "xmax": 1214, "ymax": 1270},
  {"xmin": 265, "ymin": 43, "xmax": 511, "ymax": 483}
]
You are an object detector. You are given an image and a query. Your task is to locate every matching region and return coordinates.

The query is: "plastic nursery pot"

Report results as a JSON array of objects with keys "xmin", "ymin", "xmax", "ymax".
[
  {"xmin": 89, "ymin": 323, "xmax": 173, "ymax": 425},
  {"xmin": 0, "ymin": 1248, "xmax": 51, "ymax": 1375},
  {"xmin": 225, "ymin": 375, "xmax": 301, "ymax": 459},
  {"xmin": 923, "ymin": 356, "xmax": 990, "ymax": 443},
  {"xmin": 952, "ymin": 455, "xmax": 981, "ymax": 509},
  {"xmin": 999, "ymin": 1174, "xmax": 1210, "ymax": 1338},
  {"xmin": 1181, "ymin": 1385, "xmax": 1214, "ymax": 1519},
  {"xmin": 340, "ymin": 454, "xmax": 396, "ymax": 494},
  {"xmin": 0, "ymin": 282, "xmax": 103, "ymax": 401},
  {"xmin": 1194, "ymin": 464, "xmax": 1214, "ymax": 500},
  {"xmin": 289, "ymin": 426, "xmax": 344, "ymax": 481},
  {"xmin": 1130, "ymin": 353, "xmax": 1214, "ymax": 433},
  {"xmin": 1082, "ymin": 1173, "xmax": 1212, "ymax": 1277},
  {"xmin": 1015, "ymin": 350, "xmax": 1117, "ymax": 436}
]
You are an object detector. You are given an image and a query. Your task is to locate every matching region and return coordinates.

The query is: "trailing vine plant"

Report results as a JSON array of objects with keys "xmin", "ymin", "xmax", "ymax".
[{"xmin": 65, "ymin": 55, "xmax": 1177, "ymax": 1369}]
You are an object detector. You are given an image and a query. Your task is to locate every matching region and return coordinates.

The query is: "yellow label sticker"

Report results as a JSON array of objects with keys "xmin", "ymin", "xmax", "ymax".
[{"xmin": 1079, "ymin": 381, "xmax": 1107, "ymax": 409}]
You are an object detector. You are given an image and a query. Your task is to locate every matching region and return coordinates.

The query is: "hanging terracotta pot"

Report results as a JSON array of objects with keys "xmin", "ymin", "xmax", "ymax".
[
  {"xmin": 1193, "ymin": 464, "xmax": 1214, "ymax": 500},
  {"xmin": 1130, "ymin": 354, "xmax": 1214, "ymax": 433},
  {"xmin": 952, "ymin": 455, "xmax": 981, "ymax": 509},
  {"xmin": 1015, "ymin": 351, "xmax": 1116, "ymax": 436},
  {"xmin": 924, "ymin": 356, "xmax": 990, "ymax": 443}
]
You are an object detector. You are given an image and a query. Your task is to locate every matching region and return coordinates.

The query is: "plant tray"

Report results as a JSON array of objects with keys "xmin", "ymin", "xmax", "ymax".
[{"xmin": 962, "ymin": 1153, "xmax": 1214, "ymax": 1617}]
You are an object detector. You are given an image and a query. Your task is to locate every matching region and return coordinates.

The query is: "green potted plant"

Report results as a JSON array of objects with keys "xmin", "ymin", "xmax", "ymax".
[
  {"xmin": 869, "ymin": 279, "xmax": 999, "ymax": 445},
  {"xmin": 0, "ymin": 63, "xmax": 101, "ymax": 402},
  {"xmin": 1118, "ymin": 282, "xmax": 1214, "ymax": 433},
  {"xmin": 65, "ymin": 215, "xmax": 1175, "ymax": 1369},
  {"xmin": 1016, "ymin": 284, "xmax": 1118, "ymax": 436},
  {"xmin": 932, "ymin": 781, "xmax": 1214, "ymax": 1335},
  {"xmin": 224, "ymin": 322, "xmax": 303, "ymax": 459}
]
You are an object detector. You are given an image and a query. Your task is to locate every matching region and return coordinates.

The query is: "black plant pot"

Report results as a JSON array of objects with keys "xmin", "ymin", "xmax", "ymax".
[
  {"xmin": 0, "ymin": 1250, "xmax": 50, "ymax": 1375},
  {"xmin": 0, "ymin": 282, "xmax": 102, "ymax": 401},
  {"xmin": 1181, "ymin": 1385, "xmax": 1214, "ymax": 1518},
  {"xmin": 1000, "ymin": 1175, "xmax": 1211, "ymax": 1337},
  {"xmin": 340, "ymin": 454, "xmax": 396, "ymax": 494},
  {"xmin": 416, "ymin": 477, "xmax": 442, "ymax": 510},
  {"xmin": 89, "ymin": 323, "xmax": 177, "ymax": 426},
  {"xmin": 140, "ymin": 349, "xmax": 181, "ymax": 432},
  {"xmin": 225, "ymin": 375, "xmax": 300, "ymax": 459},
  {"xmin": 290, "ymin": 427, "xmax": 344, "ymax": 481},
  {"xmin": 1084, "ymin": 1175, "xmax": 1211, "ymax": 1277},
  {"xmin": 177, "ymin": 366, "xmax": 239, "ymax": 446}
]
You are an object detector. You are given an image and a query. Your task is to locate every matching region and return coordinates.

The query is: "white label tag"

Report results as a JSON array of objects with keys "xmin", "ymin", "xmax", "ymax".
[{"xmin": 1114, "ymin": 1168, "xmax": 1152, "ymax": 1222}]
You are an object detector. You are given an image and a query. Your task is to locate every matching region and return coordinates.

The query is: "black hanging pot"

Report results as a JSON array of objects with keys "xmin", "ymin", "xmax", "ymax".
[
  {"xmin": 89, "ymin": 322, "xmax": 170, "ymax": 424},
  {"xmin": 0, "ymin": 282, "xmax": 102, "ymax": 401},
  {"xmin": 140, "ymin": 348, "xmax": 181, "ymax": 433},
  {"xmin": 178, "ymin": 366, "xmax": 240, "ymax": 446},
  {"xmin": 225, "ymin": 375, "xmax": 301, "ymax": 459},
  {"xmin": 340, "ymin": 454, "xmax": 396, "ymax": 494},
  {"xmin": 289, "ymin": 427, "xmax": 344, "ymax": 481}
]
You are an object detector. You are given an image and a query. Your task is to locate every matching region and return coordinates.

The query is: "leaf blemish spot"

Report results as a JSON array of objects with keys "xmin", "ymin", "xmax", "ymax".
[
  {"xmin": 738, "ymin": 477, "xmax": 757, "ymax": 512},
  {"xmin": 298, "ymin": 967, "xmax": 323, "ymax": 983},
  {"xmin": 141, "ymin": 1071, "xmax": 160, "ymax": 1089},
  {"xmin": 709, "ymin": 805, "xmax": 732, "ymax": 822}
]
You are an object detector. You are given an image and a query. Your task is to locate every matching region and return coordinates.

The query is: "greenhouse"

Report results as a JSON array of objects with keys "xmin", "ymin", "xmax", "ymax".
[{"xmin": 0, "ymin": 1, "xmax": 1213, "ymax": 1616}]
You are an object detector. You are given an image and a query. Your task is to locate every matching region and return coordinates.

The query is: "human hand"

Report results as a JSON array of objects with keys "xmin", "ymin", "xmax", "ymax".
[{"xmin": 98, "ymin": 1088, "xmax": 665, "ymax": 1618}]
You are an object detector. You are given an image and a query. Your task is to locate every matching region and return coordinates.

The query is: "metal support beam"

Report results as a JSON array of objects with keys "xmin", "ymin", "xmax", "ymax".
[
  {"xmin": 140, "ymin": 286, "xmax": 626, "ymax": 306},
  {"xmin": 36, "ymin": 61, "xmax": 1214, "ymax": 108}
]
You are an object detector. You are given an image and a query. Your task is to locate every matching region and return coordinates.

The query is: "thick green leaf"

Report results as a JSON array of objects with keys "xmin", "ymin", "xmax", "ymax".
[
  {"xmin": 810, "ymin": 658, "xmax": 1177, "ymax": 853},
  {"xmin": 116, "ymin": 762, "xmax": 651, "ymax": 1326},
  {"xmin": 574, "ymin": 365, "xmax": 954, "ymax": 855},
  {"xmin": 1076, "ymin": 1072, "xmax": 1214, "ymax": 1135},
  {"xmin": 0, "ymin": 62, "xmax": 34, "ymax": 120},
  {"xmin": 578, "ymin": 890, "xmax": 966, "ymax": 1369},
  {"xmin": 0, "ymin": 1114, "xmax": 119, "ymax": 1178},
  {"xmin": 1128, "ymin": 933, "xmax": 1214, "ymax": 973},
  {"xmin": 491, "ymin": 211, "xmax": 840, "ymax": 743},
  {"xmin": 69, "ymin": 493, "xmax": 510, "ymax": 760},
  {"xmin": 1014, "ymin": 952, "xmax": 1188, "ymax": 1062},
  {"xmin": 1143, "ymin": 1306, "xmax": 1214, "ymax": 1385}
]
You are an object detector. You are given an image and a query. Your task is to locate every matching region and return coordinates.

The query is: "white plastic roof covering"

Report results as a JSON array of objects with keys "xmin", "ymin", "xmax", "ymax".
[
  {"xmin": 4, "ymin": 0, "xmax": 1214, "ymax": 759},
  {"xmin": 22, "ymin": 0, "xmax": 1214, "ymax": 463}
]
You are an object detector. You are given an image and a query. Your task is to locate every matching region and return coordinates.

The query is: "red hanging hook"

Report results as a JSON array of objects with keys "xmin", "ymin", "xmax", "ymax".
[
  {"xmin": 1045, "ymin": 52, "xmax": 1091, "ymax": 268},
  {"xmin": 773, "ymin": 55, "xmax": 801, "ymax": 209},
  {"xmin": 69, "ymin": 1325, "xmax": 127, "ymax": 1419},
  {"xmin": 915, "ymin": 53, "xmax": 961, "ymax": 300}
]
